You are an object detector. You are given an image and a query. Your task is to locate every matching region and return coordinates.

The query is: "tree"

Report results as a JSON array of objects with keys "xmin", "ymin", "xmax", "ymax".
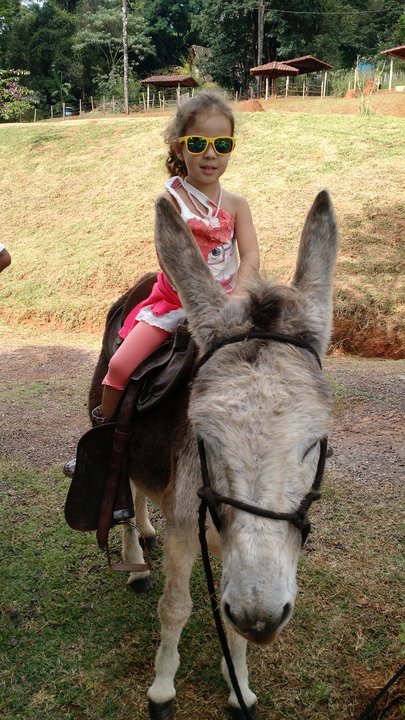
[
  {"xmin": 0, "ymin": 68, "xmax": 35, "ymax": 121},
  {"xmin": 122, "ymin": 0, "xmax": 129, "ymax": 113},
  {"xmin": 73, "ymin": 0, "xmax": 154, "ymax": 83},
  {"xmin": 198, "ymin": 0, "xmax": 258, "ymax": 91},
  {"xmin": 141, "ymin": 0, "xmax": 202, "ymax": 70}
]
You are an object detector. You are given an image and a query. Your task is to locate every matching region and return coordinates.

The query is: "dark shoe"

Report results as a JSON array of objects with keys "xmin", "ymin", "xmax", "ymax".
[
  {"xmin": 63, "ymin": 458, "xmax": 76, "ymax": 478},
  {"xmin": 63, "ymin": 407, "xmax": 111, "ymax": 478}
]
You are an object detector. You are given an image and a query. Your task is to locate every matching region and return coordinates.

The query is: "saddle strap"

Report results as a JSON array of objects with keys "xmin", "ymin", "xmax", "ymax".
[{"xmin": 96, "ymin": 381, "xmax": 149, "ymax": 573}]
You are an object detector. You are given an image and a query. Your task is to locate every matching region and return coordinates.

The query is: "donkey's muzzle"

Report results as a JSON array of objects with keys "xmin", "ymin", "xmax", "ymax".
[{"xmin": 223, "ymin": 601, "xmax": 292, "ymax": 645}]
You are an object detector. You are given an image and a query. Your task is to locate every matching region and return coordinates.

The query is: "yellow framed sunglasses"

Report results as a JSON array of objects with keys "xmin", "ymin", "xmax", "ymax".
[{"xmin": 178, "ymin": 135, "xmax": 236, "ymax": 155}]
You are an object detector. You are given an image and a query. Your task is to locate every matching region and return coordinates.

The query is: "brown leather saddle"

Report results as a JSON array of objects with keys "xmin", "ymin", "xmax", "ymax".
[{"xmin": 64, "ymin": 274, "xmax": 195, "ymax": 553}]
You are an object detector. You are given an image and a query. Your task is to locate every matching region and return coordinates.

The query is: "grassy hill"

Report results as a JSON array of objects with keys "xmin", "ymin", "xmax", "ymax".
[{"xmin": 0, "ymin": 109, "xmax": 403, "ymax": 356}]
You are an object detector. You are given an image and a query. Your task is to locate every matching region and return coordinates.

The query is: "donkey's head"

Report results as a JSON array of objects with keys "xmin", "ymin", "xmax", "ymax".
[{"xmin": 155, "ymin": 193, "xmax": 338, "ymax": 645}]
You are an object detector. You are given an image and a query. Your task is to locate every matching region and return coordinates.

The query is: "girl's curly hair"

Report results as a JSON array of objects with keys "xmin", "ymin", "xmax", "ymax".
[{"xmin": 163, "ymin": 90, "xmax": 235, "ymax": 178}]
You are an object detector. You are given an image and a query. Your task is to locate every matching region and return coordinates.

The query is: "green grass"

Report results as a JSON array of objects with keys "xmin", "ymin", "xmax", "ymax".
[
  {"xmin": 0, "ymin": 456, "xmax": 403, "ymax": 720},
  {"xmin": 0, "ymin": 111, "xmax": 404, "ymax": 351}
]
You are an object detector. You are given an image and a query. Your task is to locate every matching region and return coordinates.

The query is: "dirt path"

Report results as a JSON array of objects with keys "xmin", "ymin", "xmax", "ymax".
[{"xmin": 0, "ymin": 332, "xmax": 404, "ymax": 489}]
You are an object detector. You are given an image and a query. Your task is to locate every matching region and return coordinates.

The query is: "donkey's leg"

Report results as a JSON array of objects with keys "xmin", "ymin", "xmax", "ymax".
[
  {"xmin": 221, "ymin": 627, "xmax": 257, "ymax": 718},
  {"xmin": 122, "ymin": 484, "xmax": 153, "ymax": 592},
  {"xmin": 134, "ymin": 486, "xmax": 157, "ymax": 549},
  {"xmin": 147, "ymin": 527, "xmax": 197, "ymax": 717}
]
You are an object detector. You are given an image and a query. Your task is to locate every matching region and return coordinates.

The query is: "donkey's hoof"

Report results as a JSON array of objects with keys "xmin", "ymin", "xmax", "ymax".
[
  {"xmin": 148, "ymin": 698, "xmax": 175, "ymax": 719},
  {"xmin": 129, "ymin": 575, "xmax": 152, "ymax": 593},
  {"xmin": 139, "ymin": 535, "xmax": 157, "ymax": 550},
  {"xmin": 228, "ymin": 703, "xmax": 257, "ymax": 719}
]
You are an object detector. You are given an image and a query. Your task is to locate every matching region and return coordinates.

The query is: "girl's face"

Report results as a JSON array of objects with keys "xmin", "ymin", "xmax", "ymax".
[{"xmin": 176, "ymin": 111, "xmax": 234, "ymax": 190}]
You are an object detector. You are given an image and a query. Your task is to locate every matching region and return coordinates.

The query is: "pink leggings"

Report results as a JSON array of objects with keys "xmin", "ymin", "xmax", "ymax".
[{"xmin": 102, "ymin": 320, "xmax": 170, "ymax": 390}]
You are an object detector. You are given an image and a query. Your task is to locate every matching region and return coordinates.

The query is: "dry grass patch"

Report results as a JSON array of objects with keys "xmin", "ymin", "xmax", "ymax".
[{"xmin": 0, "ymin": 111, "xmax": 404, "ymax": 354}]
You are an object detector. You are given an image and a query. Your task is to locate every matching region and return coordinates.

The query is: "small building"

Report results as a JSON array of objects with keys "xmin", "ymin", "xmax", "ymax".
[
  {"xmin": 250, "ymin": 55, "xmax": 333, "ymax": 98},
  {"xmin": 249, "ymin": 61, "xmax": 299, "ymax": 98},
  {"xmin": 140, "ymin": 75, "xmax": 199, "ymax": 110},
  {"xmin": 281, "ymin": 55, "xmax": 333, "ymax": 97},
  {"xmin": 380, "ymin": 45, "xmax": 405, "ymax": 91}
]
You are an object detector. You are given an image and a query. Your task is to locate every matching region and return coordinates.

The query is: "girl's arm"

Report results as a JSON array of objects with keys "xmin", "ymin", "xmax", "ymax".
[{"xmin": 232, "ymin": 196, "xmax": 260, "ymax": 296}]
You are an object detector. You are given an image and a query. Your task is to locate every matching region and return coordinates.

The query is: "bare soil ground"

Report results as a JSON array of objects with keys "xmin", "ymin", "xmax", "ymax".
[{"xmin": 0, "ymin": 330, "xmax": 403, "ymax": 485}]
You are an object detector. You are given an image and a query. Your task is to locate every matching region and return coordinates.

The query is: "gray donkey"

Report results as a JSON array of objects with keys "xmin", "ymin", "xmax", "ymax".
[{"xmin": 90, "ymin": 191, "xmax": 338, "ymax": 719}]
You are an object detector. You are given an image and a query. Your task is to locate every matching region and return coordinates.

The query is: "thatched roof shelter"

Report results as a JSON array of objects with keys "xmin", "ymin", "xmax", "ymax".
[
  {"xmin": 380, "ymin": 45, "xmax": 405, "ymax": 91},
  {"xmin": 249, "ymin": 61, "xmax": 299, "ymax": 98},
  {"xmin": 250, "ymin": 55, "xmax": 333, "ymax": 98},
  {"xmin": 139, "ymin": 75, "xmax": 198, "ymax": 111}
]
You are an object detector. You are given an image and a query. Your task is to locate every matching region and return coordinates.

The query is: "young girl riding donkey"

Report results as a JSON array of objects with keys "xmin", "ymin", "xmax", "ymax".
[{"xmin": 64, "ymin": 90, "xmax": 260, "ymax": 477}]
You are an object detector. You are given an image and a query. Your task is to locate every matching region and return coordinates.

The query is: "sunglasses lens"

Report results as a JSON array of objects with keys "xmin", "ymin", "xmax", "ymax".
[
  {"xmin": 214, "ymin": 137, "xmax": 234, "ymax": 154},
  {"xmin": 186, "ymin": 136, "xmax": 208, "ymax": 154}
]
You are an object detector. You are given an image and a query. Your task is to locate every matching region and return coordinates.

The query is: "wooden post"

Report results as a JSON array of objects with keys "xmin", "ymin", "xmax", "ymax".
[
  {"xmin": 112, "ymin": 95, "xmax": 115, "ymax": 113},
  {"xmin": 302, "ymin": 81, "xmax": 305, "ymax": 98},
  {"xmin": 177, "ymin": 83, "xmax": 181, "ymax": 105},
  {"xmin": 79, "ymin": 99, "xmax": 82, "ymax": 116},
  {"xmin": 236, "ymin": 90, "xmax": 238, "ymax": 102},
  {"xmin": 142, "ymin": 93, "xmax": 146, "ymax": 112},
  {"xmin": 388, "ymin": 58, "xmax": 393, "ymax": 91},
  {"xmin": 265, "ymin": 77, "xmax": 269, "ymax": 100},
  {"xmin": 34, "ymin": 108, "xmax": 37, "ymax": 122},
  {"xmin": 324, "ymin": 71, "xmax": 328, "ymax": 96},
  {"xmin": 146, "ymin": 84, "xmax": 150, "ymax": 111},
  {"xmin": 50, "ymin": 105, "xmax": 53, "ymax": 120},
  {"xmin": 285, "ymin": 76, "xmax": 289, "ymax": 97},
  {"xmin": 103, "ymin": 96, "xmax": 106, "ymax": 113},
  {"xmin": 62, "ymin": 102, "xmax": 66, "ymax": 118},
  {"xmin": 321, "ymin": 80, "xmax": 324, "ymax": 98},
  {"xmin": 91, "ymin": 96, "xmax": 94, "ymax": 111}
]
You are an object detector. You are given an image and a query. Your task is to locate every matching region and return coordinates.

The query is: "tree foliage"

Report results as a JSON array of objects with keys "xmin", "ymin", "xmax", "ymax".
[
  {"xmin": 0, "ymin": 0, "xmax": 403, "ymax": 110},
  {"xmin": 73, "ymin": 0, "xmax": 155, "ymax": 76},
  {"xmin": 0, "ymin": 68, "xmax": 35, "ymax": 121}
]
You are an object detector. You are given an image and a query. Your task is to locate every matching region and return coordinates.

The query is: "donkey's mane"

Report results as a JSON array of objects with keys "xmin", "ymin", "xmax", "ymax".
[{"xmin": 247, "ymin": 278, "xmax": 319, "ymax": 350}]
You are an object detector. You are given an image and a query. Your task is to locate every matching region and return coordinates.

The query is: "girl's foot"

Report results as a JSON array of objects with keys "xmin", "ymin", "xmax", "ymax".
[{"xmin": 62, "ymin": 406, "xmax": 112, "ymax": 478}]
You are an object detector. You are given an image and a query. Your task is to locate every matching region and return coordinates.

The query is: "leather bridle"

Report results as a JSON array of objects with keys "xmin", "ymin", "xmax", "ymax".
[
  {"xmin": 194, "ymin": 330, "xmax": 329, "ymax": 720},
  {"xmin": 195, "ymin": 329, "xmax": 328, "ymax": 545}
]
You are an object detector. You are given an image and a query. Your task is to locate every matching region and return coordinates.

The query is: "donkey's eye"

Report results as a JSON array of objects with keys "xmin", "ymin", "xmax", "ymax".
[{"xmin": 302, "ymin": 441, "xmax": 319, "ymax": 461}]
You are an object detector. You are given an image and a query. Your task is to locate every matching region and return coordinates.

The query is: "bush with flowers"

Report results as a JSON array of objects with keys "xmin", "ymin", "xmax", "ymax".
[{"xmin": 0, "ymin": 69, "xmax": 35, "ymax": 122}]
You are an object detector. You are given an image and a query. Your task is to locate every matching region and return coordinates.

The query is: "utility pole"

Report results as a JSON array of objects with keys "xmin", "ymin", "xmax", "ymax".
[{"xmin": 122, "ymin": 0, "xmax": 129, "ymax": 114}]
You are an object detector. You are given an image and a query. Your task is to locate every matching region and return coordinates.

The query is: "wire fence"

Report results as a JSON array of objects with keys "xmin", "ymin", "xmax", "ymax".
[{"xmin": 26, "ymin": 69, "xmax": 405, "ymax": 122}]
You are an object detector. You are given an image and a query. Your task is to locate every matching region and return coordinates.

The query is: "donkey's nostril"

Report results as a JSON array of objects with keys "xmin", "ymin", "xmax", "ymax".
[
  {"xmin": 281, "ymin": 602, "xmax": 291, "ymax": 625},
  {"xmin": 224, "ymin": 603, "xmax": 235, "ymax": 624}
]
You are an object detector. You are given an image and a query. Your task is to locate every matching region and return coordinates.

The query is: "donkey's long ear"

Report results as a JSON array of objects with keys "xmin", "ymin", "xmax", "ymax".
[
  {"xmin": 155, "ymin": 197, "xmax": 241, "ymax": 349},
  {"xmin": 292, "ymin": 191, "xmax": 339, "ymax": 359}
]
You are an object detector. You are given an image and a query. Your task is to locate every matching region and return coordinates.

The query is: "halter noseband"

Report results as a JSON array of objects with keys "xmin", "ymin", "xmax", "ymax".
[{"xmin": 195, "ymin": 330, "xmax": 328, "ymax": 544}]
